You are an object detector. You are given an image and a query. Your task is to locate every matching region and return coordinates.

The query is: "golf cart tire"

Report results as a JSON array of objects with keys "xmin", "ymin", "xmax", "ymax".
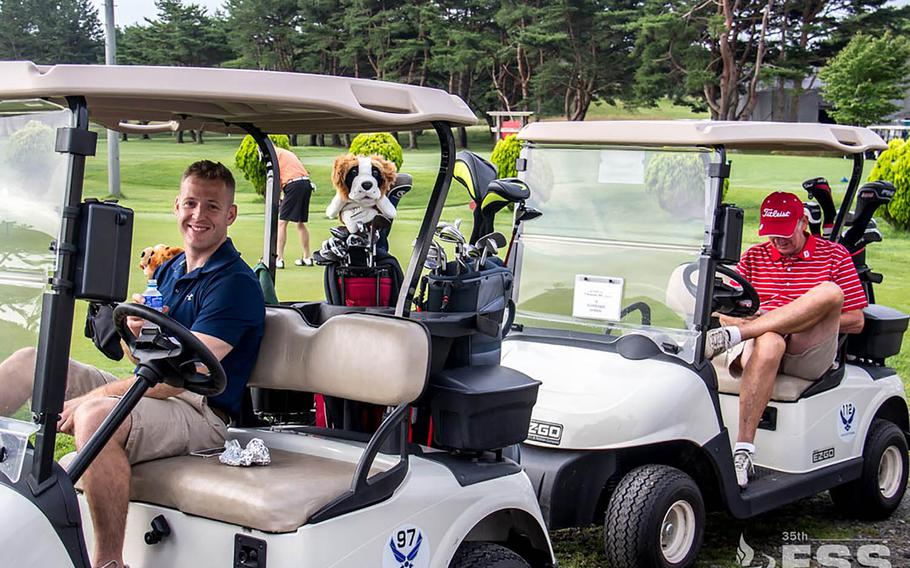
[
  {"xmin": 830, "ymin": 419, "xmax": 909, "ymax": 520},
  {"xmin": 449, "ymin": 542, "xmax": 530, "ymax": 567},
  {"xmin": 604, "ymin": 464, "xmax": 705, "ymax": 568}
]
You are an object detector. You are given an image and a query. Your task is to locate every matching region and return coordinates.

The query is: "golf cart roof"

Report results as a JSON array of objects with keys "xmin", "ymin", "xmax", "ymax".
[
  {"xmin": 0, "ymin": 62, "xmax": 477, "ymax": 134},
  {"xmin": 518, "ymin": 120, "xmax": 887, "ymax": 153}
]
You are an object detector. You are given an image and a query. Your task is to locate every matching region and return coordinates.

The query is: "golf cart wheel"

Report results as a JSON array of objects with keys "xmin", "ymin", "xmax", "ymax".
[
  {"xmin": 604, "ymin": 465, "xmax": 705, "ymax": 568},
  {"xmin": 830, "ymin": 419, "xmax": 908, "ymax": 520},
  {"xmin": 449, "ymin": 542, "xmax": 530, "ymax": 568}
]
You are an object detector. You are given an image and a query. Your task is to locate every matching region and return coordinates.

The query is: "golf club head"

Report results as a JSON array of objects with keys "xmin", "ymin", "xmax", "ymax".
[
  {"xmin": 864, "ymin": 227, "xmax": 883, "ymax": 243},
  {"xmin": 801, "ymin": 177, "xmax": 837, "ymax": 229},
  {"xmin": 517, "ymin": 205, "xmax": 543, "ymax": 223},
  {"xmin": 388, "ymin": 173, "xmax": 413, "ymax": 207},
  {"xmin": 804, "ymin": 202, "xmax": 823, "ymax": 236},
  {"xmin": 476, "ymin": 231, "xmax": 507, "ymax": 250},
  {"xmin": 346, "ymin": 233, "xmax": 369, "ymax": 249},
  {"xmin": 329, "ymin": 226, "xmax": 350, "ymax": 240},
  {"xmin": 437, "ymin": 224, "xmax": 466, "ymax": 245}
]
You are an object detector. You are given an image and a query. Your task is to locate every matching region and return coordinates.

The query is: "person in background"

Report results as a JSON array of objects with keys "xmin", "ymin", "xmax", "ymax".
[{"xmin": 275, "ymin": 147, "xmax": 315, "ymax": 268}]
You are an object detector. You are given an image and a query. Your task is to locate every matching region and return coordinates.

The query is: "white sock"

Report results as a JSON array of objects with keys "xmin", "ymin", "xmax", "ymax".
[
  {"xmin": 735, "ymin": 442, "xmax": 755, "ymax": 455},
  {"xmin": 725, "ymin": 326, "xmax": 742, "ymax": 347}
]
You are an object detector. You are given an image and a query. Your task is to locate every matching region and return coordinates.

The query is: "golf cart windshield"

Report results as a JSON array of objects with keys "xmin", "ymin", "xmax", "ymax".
[
  {"xmin": 515, "ymin": 145, "xmax": 717, "ymax": 362},
  {"xmin": 0, "ymin": 103, "xmax": 72, "ymax": 480},
  {"xmin": 0, "ymin": 104, "xmax": 72, "ymax": 387}
]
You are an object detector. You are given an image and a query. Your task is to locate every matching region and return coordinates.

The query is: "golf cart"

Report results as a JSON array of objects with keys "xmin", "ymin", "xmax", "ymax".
[
  {"xmin": 496, "ymin": 121, "xmax": 910, "ymax": 567},
  {"xmin": 0, "ymin": 62, "xmax": 554, "ymax": 567}
]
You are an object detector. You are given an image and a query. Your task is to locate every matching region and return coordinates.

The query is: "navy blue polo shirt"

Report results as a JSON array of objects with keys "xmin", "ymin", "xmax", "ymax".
[{"xmin": 154, "ymin": 238, "xmax": 265, "ymax": 421}]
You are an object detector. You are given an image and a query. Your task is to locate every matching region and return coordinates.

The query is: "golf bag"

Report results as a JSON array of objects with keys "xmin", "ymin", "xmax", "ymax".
[{"xmin": 422, "ymin": 260, "xmax": 514, "ymax": 366}]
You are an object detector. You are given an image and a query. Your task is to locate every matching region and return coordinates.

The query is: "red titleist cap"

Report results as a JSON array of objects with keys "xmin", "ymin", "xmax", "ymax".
[{"xmin": 759, "ymin": 191, "xmax": 804, "ymax": 237}]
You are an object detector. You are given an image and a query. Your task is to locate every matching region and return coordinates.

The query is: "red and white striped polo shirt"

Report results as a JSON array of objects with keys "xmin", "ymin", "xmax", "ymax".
[{"xmin": 735, "ymin": 234, "xmax": 867, "ymax": 313}]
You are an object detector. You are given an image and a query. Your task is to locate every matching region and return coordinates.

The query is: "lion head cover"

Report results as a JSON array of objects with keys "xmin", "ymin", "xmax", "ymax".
[{"xmin": 326, "ymin": 154, "xmax": 398, "ymax": 233}]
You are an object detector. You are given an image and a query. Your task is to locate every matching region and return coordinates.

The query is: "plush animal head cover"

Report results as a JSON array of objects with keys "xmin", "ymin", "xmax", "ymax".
[
  {"xmin": 331, "ymin": 154, "xmax": 397, "ymax": 203},
  {"xmin": 139, "ymin": 244, "xmax": 183, "ymax": 279},
  {"xmin": 326, "ymin": 154, "xmax": 399, "ymax": 232}
]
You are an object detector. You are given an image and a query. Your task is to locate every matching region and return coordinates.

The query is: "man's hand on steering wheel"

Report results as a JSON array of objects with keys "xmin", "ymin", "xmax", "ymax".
[
  {"xmin": 682, "ymin": 262, "xmax": 760, "ymax": 318},
  {"xmin": 127, "ymin": 294, "xmax": 169, "ymax": 337},
  {"xmin": 113, "ymin": 303, "xmax": 226, "ymax": 397}
]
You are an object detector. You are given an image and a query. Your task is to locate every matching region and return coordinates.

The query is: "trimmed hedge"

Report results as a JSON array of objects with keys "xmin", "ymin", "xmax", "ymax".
[
  {"xmin": 869, "ymin": 138, "xmax": 910, "ymax": 231},
  {"xmin": 643, "ymin": 152, "xmax": 729, "ymax": 220},
  {"xmin": 490, "ymin": 134, "xmax": 521, "ymax": 178},
  {"xmin": 348, "ymin": 133, "xmax": 403, "ymax": 170},
  {"xmin": 234, "ymin": 134, "xmax": 291, "ymax": 196}
]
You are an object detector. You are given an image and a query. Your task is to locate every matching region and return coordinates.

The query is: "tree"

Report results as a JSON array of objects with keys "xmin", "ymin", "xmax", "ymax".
[
  {"xmin": 819, "ymin": 32, "xmax": 910, "ymax": 126},
  {"xmin": 0, "ymin": 0, "xmax": 103, "ymax": 64},
  {"xmin": 630, "ymin": 0, "xmax": 775, "ymax": 121},
  {"xmin": 119, "ymin": 0, "xmax": 234, "ymax": 67},
  {"xmin": 224, "ymin": 0, "xmax": 301, "ymax": 71}
]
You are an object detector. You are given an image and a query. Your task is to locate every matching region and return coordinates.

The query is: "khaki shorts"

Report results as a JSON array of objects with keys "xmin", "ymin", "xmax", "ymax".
[
  {"xmin": 66, "ymin": 360, "xmax": 228, "ymax": 464},
  {"xmin": 728, "ymin": 332, "xmax": 839, "ymax": 381}
]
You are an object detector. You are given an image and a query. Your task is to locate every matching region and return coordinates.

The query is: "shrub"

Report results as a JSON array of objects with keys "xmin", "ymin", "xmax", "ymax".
[
  {"xmin": 643, "ymin": 152, "xmax": 729, "ymax": 220},
  {"xmin": 234, "ymin": 134, "xmax": 291, "ymax": 196},
  {"xmin": 348, "ymin": 133, "xmax": 403, "ymax": 170},
  {"xmin": 868, "ymin": 138, "xmax": 910, "ymax": 231},
  {"xmin": 490, "ymin": 134, "xmax": 522, "ymax": 178},
  {"xmin": 6, "ymin": 120, "xmax": 56, "ymax": 171}
]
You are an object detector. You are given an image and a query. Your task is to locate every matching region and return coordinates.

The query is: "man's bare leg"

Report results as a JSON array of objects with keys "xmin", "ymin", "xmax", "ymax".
[
  {"xmin": 276, "ymin": 219, "xmax": 289, "ymax": 262},
  {"xmin": 74, "ymin": 397, "xmax": 132, "ymax": 568},
  {"xmin": 737, "ymin": 282, "xmax": 843, "ymax": 341},
  {"xmin": 297, "ymin": 222, "xmax": 310, "ymax": 259},
  {"xmin": 0, "ymin": 347, "xmax": 37, "ymax": 416},
  {"xmin": 737, "ymin": 333, "xmax": 786, "ymax": 444}
]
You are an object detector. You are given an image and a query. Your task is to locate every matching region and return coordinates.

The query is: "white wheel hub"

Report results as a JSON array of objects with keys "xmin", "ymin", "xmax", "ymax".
[
  {"xmin": 878, "ymin": 446, "xmax": 903, "ymax": 500},
  {"xmin": 661, "ymin": 499, "xmax": 696, "ymax": 564}
]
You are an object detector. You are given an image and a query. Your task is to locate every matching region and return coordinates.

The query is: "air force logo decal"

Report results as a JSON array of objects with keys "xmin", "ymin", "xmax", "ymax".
[
  {"xmin": 837, "ymin": 401, "xmax": 857, "ymax": 441},
  {"xmin": 383, "ymin": 524, "xmax": 430, "ymax": 568}
]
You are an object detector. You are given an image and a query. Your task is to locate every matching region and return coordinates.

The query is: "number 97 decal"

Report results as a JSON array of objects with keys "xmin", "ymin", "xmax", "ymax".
[{"xmin": 383, "ymin": 524, "xmax": 430, "ymax": 568}]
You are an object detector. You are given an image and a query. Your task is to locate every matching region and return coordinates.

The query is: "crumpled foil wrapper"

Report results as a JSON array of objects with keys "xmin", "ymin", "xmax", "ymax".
[{"xmin": 218, "ymin": 438, "xmax": 271, "ymax": 467}]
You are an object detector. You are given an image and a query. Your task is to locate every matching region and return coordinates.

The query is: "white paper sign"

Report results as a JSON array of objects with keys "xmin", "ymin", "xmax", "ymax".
[{"xmin": 573, "ymin": 275, "xmax": 624, "ymax": 321}]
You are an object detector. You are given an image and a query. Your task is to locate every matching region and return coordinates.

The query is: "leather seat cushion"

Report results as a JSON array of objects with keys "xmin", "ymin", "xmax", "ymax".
[
  {"xmin": 713, "ymin": 359, "xmax": 815, "ymax": 402},
  {"xmin": 65, "ymin": 449, "xmax": 379, "ymax": 533}
]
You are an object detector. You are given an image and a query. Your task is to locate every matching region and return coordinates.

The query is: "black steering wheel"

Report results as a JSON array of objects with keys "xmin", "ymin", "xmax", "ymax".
[
  {"xmin": 682, "ymin": 263, "xmax": 760, "ymax": 318},
  {"xmin": 113, "ymin": 303, "xmax": 226, "ymax": 396}
]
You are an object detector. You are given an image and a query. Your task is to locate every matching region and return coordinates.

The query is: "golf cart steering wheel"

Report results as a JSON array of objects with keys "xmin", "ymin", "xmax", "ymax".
[
  {"xmin": 113, "ymin": 303, "xmax": 226, "ymax": 396},
  {"xmin": 682, "ymin": 263, "xmax": 760, "ymax": 318}
]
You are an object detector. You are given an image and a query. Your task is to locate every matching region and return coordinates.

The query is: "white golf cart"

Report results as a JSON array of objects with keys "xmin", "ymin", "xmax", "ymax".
[
  {"xmin": 0, "ymin": 62, "xmax": 555, "ymax": 568},
  {"xmin": 498, "ymin": 121, "xmax": 909, "ymax": 567}
]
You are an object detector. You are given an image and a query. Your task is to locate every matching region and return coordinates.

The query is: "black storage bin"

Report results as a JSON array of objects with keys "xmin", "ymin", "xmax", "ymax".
[
  {"xmin": 251, "ymin": 388, "xmax": 314, "ymax": 424},
  {"xmin": 423, "ymin": 261, "xmax": 513, "ymax": 367},
  {"xmin": 426, "ymin": 365, "xmax": 540, "ymax": 452},
  {"xmin": 847, "ymin": 304, "xmax": 909, "ymax": 361}
]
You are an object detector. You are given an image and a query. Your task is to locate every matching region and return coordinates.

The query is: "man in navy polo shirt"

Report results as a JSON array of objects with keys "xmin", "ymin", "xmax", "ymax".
[
  {"xmin": 0, "ymin": 160, "xmax": 264, "ymax": 568},
  {"xmin": 704, "ymin": 191, "xmax": 866, "ymax": 489}
]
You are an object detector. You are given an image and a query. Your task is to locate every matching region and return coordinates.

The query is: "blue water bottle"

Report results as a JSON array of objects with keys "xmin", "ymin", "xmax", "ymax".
[{"xmin": 143, "ymin": 279, "xmax": 164, "ymax": 312}]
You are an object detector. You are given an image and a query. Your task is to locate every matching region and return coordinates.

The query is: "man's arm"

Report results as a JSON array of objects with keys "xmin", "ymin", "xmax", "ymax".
[{"xmin": 840, "ymin": 309, "xmax": 865, "ymax": 334}]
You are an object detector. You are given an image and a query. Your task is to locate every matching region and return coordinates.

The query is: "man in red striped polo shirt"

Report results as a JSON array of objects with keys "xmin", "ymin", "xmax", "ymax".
[{"xmin": 704, "ymin": 191, "xmax": 867, "ymax": 488}]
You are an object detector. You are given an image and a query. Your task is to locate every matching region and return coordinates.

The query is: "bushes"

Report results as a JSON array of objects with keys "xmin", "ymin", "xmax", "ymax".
[
  {"xmin": 234, "ymin": 134, "xmax": 291, "ymax": 196},
  {"xmin": 348, "ymin": 133, "xmax": 403, "ymax": 169},
  {"xmin": 643, "ymin": 153, "xmax": 729, "ymax": 219},
  {"xmin": 869, "ymin": 138, "xmax": 910, "ymax": 231},
  {"xmin": 6, "ymin": 120, "xmax": 55, "ymax": 171},
  {"xmin": 490, "ymin": 134, "xmax": 521, "ymax": 177}
]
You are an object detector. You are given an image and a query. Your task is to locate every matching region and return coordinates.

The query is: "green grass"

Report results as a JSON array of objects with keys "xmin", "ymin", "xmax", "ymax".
[
  {"xmin": 6, "ymin": 125, "xmax": 910, "ymax": 568},
  {"xmin": 582, "ymin": 98, "xmax": 710, "ymax": 121}
]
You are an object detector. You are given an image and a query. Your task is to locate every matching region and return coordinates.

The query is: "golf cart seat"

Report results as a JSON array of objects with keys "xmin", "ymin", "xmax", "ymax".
[
  {"xmin": 69, "ymin": 307, "xmax": 429, "ymax": 533},
  {"xmin": 712, "ymin": 359, "xmax": 816, "ymax": 402}
]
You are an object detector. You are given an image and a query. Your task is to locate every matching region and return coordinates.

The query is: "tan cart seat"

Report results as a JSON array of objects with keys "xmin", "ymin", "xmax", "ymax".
[
  {"xmin": 129, "ymin": 449, "xmax": 380, "ymax": 533},
  {"xmin": 712, "ymin": 359, "xmax": 814, "ymax": 402}
]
